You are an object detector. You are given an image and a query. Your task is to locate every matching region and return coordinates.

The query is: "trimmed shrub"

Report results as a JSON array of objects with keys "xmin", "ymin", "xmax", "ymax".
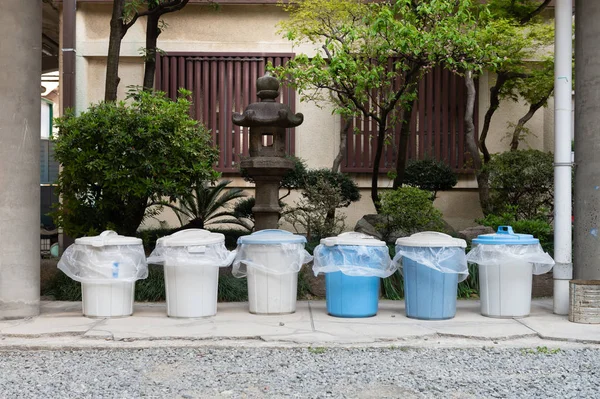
[
  {"xmin": 378, "ymin": 186, "xmax": 445, "ymax": 238},
  {"xmin": 403, "ymin": 159, "xmax": 458, "ymax": 199},
  {"xmin": 483, "ymin": 150, "xmax": 554, "ymax": 220}
]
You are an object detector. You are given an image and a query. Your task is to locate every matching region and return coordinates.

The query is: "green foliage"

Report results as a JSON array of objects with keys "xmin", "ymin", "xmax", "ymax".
[
  {"xmin": 378, "ymin": 187, "xmax": 445, "ymax": 237},
  {"xmin": 483, "ymin": 150, "xmax": 554, "ymax": 220},
  {"xmin": 304, "ymin": 169, "xmax": 360, "ymax": 208},
  {"xmin": 43, "ymin": 271, "xmax": 82, "ymax": 301},
  {"xmin": 521, "ymin": 346, "xmax": 561, "ymax": 355},
  {"xmin": 307, "ymin": 347, "xmax": 327, "ymax": 355},
  {"xmin": 275, "ymin": 0, "xmax": 493, "ymax": 206},
  {"xmin": 53, "ymin": 89, "xmax": 219, "ymax": 237},
  {"xmin": 285, "ymin": 177, "xmax": 347, "ymax": 241},
  {"xmin": 218, "ymin": 273, "xmax": 248, "ymax": 302},
  {"xmin": 403, "ymin": 159, "xmax": 458, "ymax": 199},
  {"xmin": 135, "ymin": 265, "xmax": 166, "ymax": 302},
  {"xmin": 477, "ymin": 208, "xmax": 554, "ymax": 254},
  {"xmin": 458, "ymin": 263, "xmax": 480, "ymax": 299},
  {"xmin": 156, "ymin": 180, "xmax": 247, "ymax": 230},
  {"xmin": 136, "ymin": 227, "xmax": 175, "ymax": 253}
]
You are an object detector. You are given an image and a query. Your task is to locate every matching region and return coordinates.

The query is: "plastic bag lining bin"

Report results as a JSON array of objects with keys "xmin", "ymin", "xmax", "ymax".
[
  {"xmin": 392, "ymin": 232, "xmax": 469, "ymax": 282},
  {"xmin": 312, "ymin": 232, "xmax": 394, "ymax": 278},
  {"xmin": 147, "ymin": 229, "xmax": 236, "ymax": 268},
  {"xmin": 232, "ymin": 229, "xmax": 313, "ymax": 278},
  {"xmin": 465, "ymin": 226, "xmax": 554, "ymax": 275},
  {"xmin": 58, "ymin": 230, "xmax": 148, "ymax": 283}
]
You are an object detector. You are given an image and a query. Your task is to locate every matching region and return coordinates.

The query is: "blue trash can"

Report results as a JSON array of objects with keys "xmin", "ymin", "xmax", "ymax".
[
  {"xmin": 394, "ymin": 232, "xmax": 468, "ymax": 320},
  {"xmin": 313, "ymin": 232, "xmax": 394, "ymax": 318}
]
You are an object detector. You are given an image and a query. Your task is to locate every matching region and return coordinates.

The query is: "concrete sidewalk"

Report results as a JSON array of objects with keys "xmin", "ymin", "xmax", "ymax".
[{"xmin": 0, "ymin": 299, "xmax": 598, "ymax": 349}]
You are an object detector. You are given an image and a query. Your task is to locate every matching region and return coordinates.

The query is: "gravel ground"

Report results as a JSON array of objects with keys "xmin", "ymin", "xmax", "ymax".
[{"xmin": 0, "ymin": 346, "xmax": 598, "ymax": 399}]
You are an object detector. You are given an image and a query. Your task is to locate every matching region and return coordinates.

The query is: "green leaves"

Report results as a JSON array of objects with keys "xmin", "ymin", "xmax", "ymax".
[
  {"xmin": 53, "ymin": 90, "xmax": 219, "ymax": 237},
  {"xmin": 379, "ymin": 187, "xmax": 445, "ymax": 236}
]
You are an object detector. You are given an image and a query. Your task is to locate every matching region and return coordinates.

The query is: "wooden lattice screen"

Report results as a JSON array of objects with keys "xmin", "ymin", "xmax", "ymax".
[
  {"xmin": 342, "ymin": 67, "xmax": 478, "ymax": 174},
  {"xmin": 156, "ymin": 52, "xmax": 296, "ymax": 173}
]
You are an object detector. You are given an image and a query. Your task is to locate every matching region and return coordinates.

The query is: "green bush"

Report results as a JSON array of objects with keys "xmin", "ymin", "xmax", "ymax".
[
  {"xmin": 403, "ymin": 159, "xmax": 458, "ymax": 199},
  {"xmin": 483, "ymin": 150, "xmax": 554, "ymax": 220},
  {"xmin": 303, "ymin": 169, "xmax": 360, "ymax": 207},
  {"xmin": 378, "ymin": 187, "xmax": 445, "ymax": 238},
  {"xmin": 285, "ymin": 176, "xmax": 348, "ymax": 241},
  {"xmin": 53, "ymin": 89, "xmax": 219, "ymax": 237}
]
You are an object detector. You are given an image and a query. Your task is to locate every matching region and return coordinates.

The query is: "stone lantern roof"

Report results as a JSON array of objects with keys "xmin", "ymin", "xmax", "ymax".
[{"xmin": 232, "ymin": 73, "xmax": 303, "ymax": 128}]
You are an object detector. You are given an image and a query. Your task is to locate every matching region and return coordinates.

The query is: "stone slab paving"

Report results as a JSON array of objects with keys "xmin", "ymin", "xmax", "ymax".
[{"xmin": 0, "ymin": 298, "xmax": 599, "ymax": 347}]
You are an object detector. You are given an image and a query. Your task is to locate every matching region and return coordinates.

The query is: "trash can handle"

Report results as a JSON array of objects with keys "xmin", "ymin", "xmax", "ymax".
[
  {"xmin": 100, "ymin": 230, "xmax": 117, "ymax": 237},
  {"xmin": 93, "ymin": 230, "xmax": 117, "ymax": 247},
  {"xmin": 496, "ymin": 226, "xmax": 516, "ymax": 235},
  {"xmin": 169, "ymin": 229, "xmax": 208, "ymax": 237}
]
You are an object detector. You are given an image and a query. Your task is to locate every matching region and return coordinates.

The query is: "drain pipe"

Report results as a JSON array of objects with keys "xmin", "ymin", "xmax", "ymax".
[{"xmin": 553, "ymin": 0, "xmax": 573, "ymax": 316}]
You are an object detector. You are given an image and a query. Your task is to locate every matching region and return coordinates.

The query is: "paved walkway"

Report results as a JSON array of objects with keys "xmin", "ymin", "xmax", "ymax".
[{"xmin": 0, "ymin": 299, "xmax": 599, "ymax": 349}]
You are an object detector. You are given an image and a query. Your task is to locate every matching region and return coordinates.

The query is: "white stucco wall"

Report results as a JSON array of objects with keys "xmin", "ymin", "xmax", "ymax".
[{"xmin": 72, "ymin": 2, "xmax": 553, "ymax": 232}]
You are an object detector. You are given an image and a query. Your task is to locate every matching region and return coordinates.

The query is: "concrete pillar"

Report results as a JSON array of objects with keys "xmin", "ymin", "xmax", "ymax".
[
  {"xmin": 0, "ymin": 2, "xmax": 42, "ymax": 318},
  {"xmin": 574, "ymin": 0, "xmax": 600, "ymax": 280}
]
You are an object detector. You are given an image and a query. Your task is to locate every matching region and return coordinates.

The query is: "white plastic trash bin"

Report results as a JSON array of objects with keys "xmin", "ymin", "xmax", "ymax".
[
  {"xmin": 58, "ymin": 230, "xmax": 148, "ymax": 318},
  {"xmin": 466, "ymin": 226, "xmax": 555, "ymax": 318},
  {"xmin": 147, "ymin": 229, "xmax": 236, "ymax": 318},
  {"xmin": 233, "ymin": 230, "xmax": 313, "ymax": 314}
]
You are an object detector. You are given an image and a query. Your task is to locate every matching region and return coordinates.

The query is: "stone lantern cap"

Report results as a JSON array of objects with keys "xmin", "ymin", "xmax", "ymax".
[{"xmin": 232, "ymin": 73, "xmax": 303, "ymax": 128}]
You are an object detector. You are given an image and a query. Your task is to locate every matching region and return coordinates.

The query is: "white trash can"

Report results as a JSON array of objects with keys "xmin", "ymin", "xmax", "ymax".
[
  {"xmin": 466, "ymin": 226, "xmax": 555, "ymax": 318},
  {"xmin": 233, "ymin": 230, "xmax": 313, "ymax": 315},
  {"xmin": 58, "ymin": 230, "xmax": 148, "ymax": 318},
  {"xmin": 147, "ymin": 229, "xmax": 236, "ymax": 318}
]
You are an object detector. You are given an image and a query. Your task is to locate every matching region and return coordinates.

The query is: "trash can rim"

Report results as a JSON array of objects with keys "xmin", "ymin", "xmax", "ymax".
[
  {"xmin": 472, "ymin": 225, "xmax": 539, "ymax": 245},
  {"xmin": 237, "ymin": 229, "xmax": 307, "ymax": 245},
  {"xmin": 320, "ymin": 232, "xmax": 387, "ymax": 247},
  {"xmin": 156, "ymin": 228, "xmax": 225, "ymax": 247},
  {"xmin": 394, "ymin": 231, "xmax": 466, "ymax": 248},
  {"xmin": 75, "ymin": 230, "xmax": 142, "ymax": 247}
]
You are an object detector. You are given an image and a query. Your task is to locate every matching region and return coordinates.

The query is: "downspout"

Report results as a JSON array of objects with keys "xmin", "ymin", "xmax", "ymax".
[
  {"xmin": 60, "ymin": 0, "xmax": 77, "ymax": 251},
  {"xmin": 553, "ymin": 0, "xmax": 573, "ymax": 316},
  {"xmin": 62, "ymin": 0, "xmax": 76, "ymax": 113}
]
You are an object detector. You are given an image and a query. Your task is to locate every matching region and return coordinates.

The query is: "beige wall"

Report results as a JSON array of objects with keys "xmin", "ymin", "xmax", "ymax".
[{"xmin": 74, "ymin": 3, "xmax": 553, "ymax": 233}]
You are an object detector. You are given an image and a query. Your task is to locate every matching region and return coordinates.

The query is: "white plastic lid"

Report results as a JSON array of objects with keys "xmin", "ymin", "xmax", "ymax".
[
  {"xmin": 395, "ymin": 231, "xmax": 466, "ymax": 248},
  {"xmin": 156, "ymin": 229, "xmax": 225, "ymax": 247},
  {"xmin": 237, "ymin": 229, "xmax": 307, "ymax": 245},
  {"xmin": 75, "ymin": 230, "xmax": 142, "ymax": 247},
  {"xmin": 320, "ymin": 232, "xmax": 386, "ymax": 247}
]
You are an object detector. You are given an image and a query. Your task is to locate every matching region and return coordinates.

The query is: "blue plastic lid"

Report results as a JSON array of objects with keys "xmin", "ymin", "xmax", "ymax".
[
  {"xmin": 472, "ymin": 226, "xmax": 539, "ymax": 245},
  {"xmin": 237, "ymin": 229, "xmax": 307, "ymax": 245}
]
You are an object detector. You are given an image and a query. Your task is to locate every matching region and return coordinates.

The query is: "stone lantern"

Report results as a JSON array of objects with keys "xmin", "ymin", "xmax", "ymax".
[{"xmin": 232, "ymin": 74, "xmax": 303, "ymax": 230}]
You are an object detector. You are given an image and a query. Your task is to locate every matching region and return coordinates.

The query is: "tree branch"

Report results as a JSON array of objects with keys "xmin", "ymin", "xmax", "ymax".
[{"xmin": 520, "ymin": 0, "xmax": 552, "ymax": 25}]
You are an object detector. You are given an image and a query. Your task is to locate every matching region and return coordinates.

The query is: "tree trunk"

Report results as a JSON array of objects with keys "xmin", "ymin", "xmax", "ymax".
[
  {"xmin": 479, "ymin": 72, "xmax": 509, "ymax": 164},
  {"xmin": 105, "ymin": 0, "xmax": 126, "ymax": 102},
  {"xmin": 332, "ymin": 117, "xmax": 351, "ymax": 173},
  {"xmin": 371, "ymin": 121, "xmax": 388, "ymax": 212},
  {"xmin": 464, "ymin": 72, "xmax": 491, "ymax": 215},
  {"xmin": 510, "ymin": 94, "xmax": 551, "ymax": 151},
  {"xmin": 393, "ymin": 102, "xmax": 416, "ymax": 189},
  {"xmin": 142, "ymin": 12, "xmax": 161, "ymax": 91}
]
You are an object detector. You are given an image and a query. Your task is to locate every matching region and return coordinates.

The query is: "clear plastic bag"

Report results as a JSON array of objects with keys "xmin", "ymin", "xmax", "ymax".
[
  {"xmin": 232, "ymin": 243, "xmax": 313, "ymax": 277},
  {"xmin": 312, "ymin": 244, "xmax": 394, "ymax": 278},
  {"xmin": 466, "ymin": 244, "xmax": 555, "ymax": 275},
  {"xmin": 392, "ymin": 246, "xmax": 469, "ymax": 282},
  {"xmin": 147, "ymin": 242, "xmax": 236, "ymax": 268},
  {"xmin": 58, "ymin": 244, "xmax": 148, "ymax": 283}
]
